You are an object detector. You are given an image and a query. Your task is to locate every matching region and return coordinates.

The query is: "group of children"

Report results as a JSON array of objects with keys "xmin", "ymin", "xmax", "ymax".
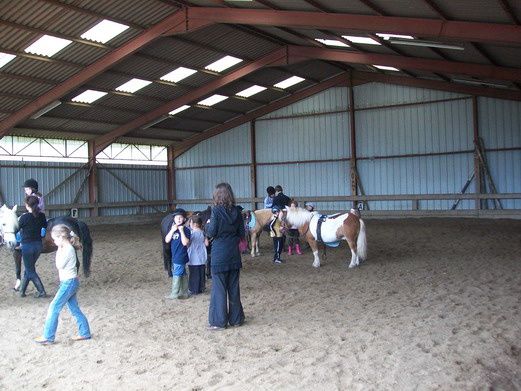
[
  {"xmin": 265, "ymin": 185, "xmax": 316, "ymax": 264},
  {"xmin": 164, "ymin": 209, "xmax": 209, "ymax": 300}
]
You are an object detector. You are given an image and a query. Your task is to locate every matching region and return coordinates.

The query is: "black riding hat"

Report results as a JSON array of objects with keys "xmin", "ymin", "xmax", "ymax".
[
  {"xmin": 23, "ymin": 178, "xmax": 38, "ymax": 191},
  {"xmin": 172, "ymin": 208, "xmax": 187, "ymax": 218}
]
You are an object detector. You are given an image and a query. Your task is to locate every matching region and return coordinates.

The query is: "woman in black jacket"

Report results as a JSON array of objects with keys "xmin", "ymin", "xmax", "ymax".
[
  {"xmin": 17, "ymin": 195, "xmax": 47, "ymax": 297},
  {"xmin": 206, "ymin": 183, "xmax": 245, "ymax": 330}
]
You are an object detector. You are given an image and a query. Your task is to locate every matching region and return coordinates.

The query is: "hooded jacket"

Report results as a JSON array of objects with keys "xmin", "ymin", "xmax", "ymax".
[{"xmin": 206, "ymin": 205, "xmax": 245, "ymax": 273}]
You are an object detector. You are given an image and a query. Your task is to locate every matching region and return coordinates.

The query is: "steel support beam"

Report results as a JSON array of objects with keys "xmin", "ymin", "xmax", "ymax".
[
  {"xmin": 94, "ymin": 47, "xmax": 289, "ymax": 155},
  {"xmin": 188, "ymin": 7, "xmax": 521, "ymax": 45},
  {"xmin": 0, "ymin": 9, "xmax": 197, "ymax": 138},
  {"xmin": 352, "ymin": 71, "xmax": 521, "ymax": 101},
  {"xmin": 287, "ymin": 46, "xmax": 521, "ymax": 83},
  {"xmin": 173, "ymin": 72, "xmax": 348, "ymax": 158}
]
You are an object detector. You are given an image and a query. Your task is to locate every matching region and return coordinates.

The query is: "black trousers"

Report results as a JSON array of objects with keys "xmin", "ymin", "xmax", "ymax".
[
  {"xmin": 209, "ymin": 268, "xmax": 244, "ymax": 328},
  {"xmin": 188, "ymin": 265, "xmax": 206, "ymax": 294}
]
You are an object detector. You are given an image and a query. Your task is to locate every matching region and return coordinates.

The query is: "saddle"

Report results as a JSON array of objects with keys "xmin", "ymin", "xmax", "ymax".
[{"xmin": 315, "ymin": 213, "xmax": 343, "ymax": 247}]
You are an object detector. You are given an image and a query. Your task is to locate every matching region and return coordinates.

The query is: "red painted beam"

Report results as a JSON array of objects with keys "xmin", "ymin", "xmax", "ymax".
[
  {"xmin": 188, "ymin": 7, "xmax": 521, "ymax": 46},
  {"xmin": 0, "ymin": 9, "xmax": 195, "ymax": 138},
  {"xmin": 352, "ymin": 71, "xmax": 521, "ymax": 101},
  {"xmin": 287, "ymin": 46, "xmax": 521, "ymax": 83},
  {"xmin": 94, "ymin": 47, "xmax": 289, "ymax": 155},
  {"xmin": 173, "ymin": 72, "xmax": 349, "ymax": 158}
]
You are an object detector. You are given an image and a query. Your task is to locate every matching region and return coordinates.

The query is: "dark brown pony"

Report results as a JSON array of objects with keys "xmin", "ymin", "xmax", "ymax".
[{"xmin": 0, "ymin": 204, "xmax": 94, "ymax": 286}]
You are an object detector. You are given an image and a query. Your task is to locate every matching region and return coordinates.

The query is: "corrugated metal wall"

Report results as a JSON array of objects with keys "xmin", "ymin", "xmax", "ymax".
[
  {"xmin": 478, "ymin": 97, "xmax": 521, "ymax": 209},
  {"xmin": 356, "ymin": 92, "xmax": 475, "ymax": 210},
  {"xmin": 98, "ymin": 164, "xmax": 167, "ymax": 216},
  {"xmin": 0, "ymin": 161, "xmax": 167, "ymax": 217},
  {"xmin": 177, "ymin": 83, "xmax": 521, "ymax": 213},
  {"xmin": 175, "ymin": 124, "xmax": 252, "ymax": 211},
  {"xmin": 2, "ymin": 84, "xmax": 520, "ymax": 217}
]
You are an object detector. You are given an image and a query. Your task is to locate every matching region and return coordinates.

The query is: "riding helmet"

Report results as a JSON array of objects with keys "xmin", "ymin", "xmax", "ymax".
[
  {"xmin": 23, "ymin": 178, "xmax": 39, "ymax": 191},
  {"xmin": 172, "ymin": 208, "xmax": 187, "ymax": 218}
]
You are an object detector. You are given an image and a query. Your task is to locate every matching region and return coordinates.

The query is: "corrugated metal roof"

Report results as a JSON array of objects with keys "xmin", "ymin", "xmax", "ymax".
[{"xmin": 0, "ymin": 0, "xmax": 518, "ymax": 147}]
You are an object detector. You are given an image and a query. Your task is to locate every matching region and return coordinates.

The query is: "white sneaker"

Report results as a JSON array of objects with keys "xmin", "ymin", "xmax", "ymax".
[{"xmin": 13, "ymin": 279, "xmax": 21, "ymax": 291}]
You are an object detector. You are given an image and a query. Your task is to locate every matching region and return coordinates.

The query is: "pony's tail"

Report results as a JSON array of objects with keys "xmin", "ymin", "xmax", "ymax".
[
  {"xmin": 77, "ymin": 220, "xmax": 93, "ymax": 277},
  {"xmin": 357, "ymin": 219, "xmax": 367, "ymax": 261}
]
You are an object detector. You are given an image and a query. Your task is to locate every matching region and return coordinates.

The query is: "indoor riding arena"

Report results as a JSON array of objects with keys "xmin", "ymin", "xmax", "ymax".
[{"xmin": 0, "ymin": 1, "xmax": 520, "ymax": 390}]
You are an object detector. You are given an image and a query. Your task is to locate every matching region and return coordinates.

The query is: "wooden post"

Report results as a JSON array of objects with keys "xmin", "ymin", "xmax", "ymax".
[
  {"xmin": 472, "ymin": 96, "xmax": 482, "ymax": 210},
  {"xmin": 250, "ymin": 120, "xmax": 258, "ymax": 211},
  {"xmin": 87, "ymin": 140, "xmax": 98, "ymax": 217},
  {"xmin": 167, "ymin": 145, "xmax": 176, "ymax": 211},
  {"xmin": 348, "ymin": 80, "xmax": 358, "ymax": 209}
]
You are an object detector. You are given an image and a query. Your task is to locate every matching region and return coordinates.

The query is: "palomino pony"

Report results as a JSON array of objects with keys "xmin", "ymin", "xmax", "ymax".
[
  {"xmin": 0, "ymin": 204, "xmax": 94, "ymax": 286},
  {"xmin": 246, "ymin": 208, "xmax": 274, "ymax": 257},
  {"xmin": 283, "ymin": 205, "xmax": 367, "ymax": 268}
]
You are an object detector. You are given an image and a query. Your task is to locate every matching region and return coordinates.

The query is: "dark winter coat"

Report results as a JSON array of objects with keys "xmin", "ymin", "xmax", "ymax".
[{"xmin": 206, "ymin": 205, "xmax": 245, "ymax": 273}]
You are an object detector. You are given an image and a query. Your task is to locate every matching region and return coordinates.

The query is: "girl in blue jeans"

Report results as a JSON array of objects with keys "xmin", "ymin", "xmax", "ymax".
[{"xmin": 35, "ymin": 224, "xmax": 91, "ymax": 345}]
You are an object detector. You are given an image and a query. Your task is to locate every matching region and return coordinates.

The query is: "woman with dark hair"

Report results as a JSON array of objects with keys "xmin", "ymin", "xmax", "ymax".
[
  {"xmin": 17, "ymin": 195, "xmax": 47, "ymax": 298},
  {"xmin": 206, "ymin": 183, "xmax": 246, "ymax": 330}
]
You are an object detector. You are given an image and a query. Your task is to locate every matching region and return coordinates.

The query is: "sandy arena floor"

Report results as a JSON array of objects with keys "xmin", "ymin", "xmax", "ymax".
[{"xmin": 0, "ymin": 218, "xmax": 520, "ymax": 390}]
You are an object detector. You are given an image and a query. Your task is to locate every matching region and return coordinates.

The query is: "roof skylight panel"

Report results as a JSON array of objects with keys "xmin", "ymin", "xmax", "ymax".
[
  {"xmin": 169, "ymin": 105, "xmax": 190, "ymax": 115},
  {"xmin": 376, "ymin": 33, "xmax": 414, "ymax": 40},
  {"xmin": 71, "ymin": 90, "xmax": 108, "ymax": 104},
  {"xmin": 273, "ymin": 76, "xmax": 305, "ymax": 89},
  {"xmin": 81, "ymin": 20, "xmax": 129, "ymax": 44},
  {"xmin": 160, "ymin": 67, "xmax": 197, "ymax": 83},
  {"xmin": 205, "ymin": 56, "xmax": 243, "ymax": 72},
  {"xmin": 314, "ymin": 39, "xmax": 350, "ymax": 47},
  {"xmin": 373, "ymin": 65, "xmax": 400, "ymax": 71},
  {"xmin": 341, "ymin": 36, "xmax": 381, "ymax": 45},
  {"xmin": 115, "ymin": 78, "xmax": 152, "ymax": 93},
  {"xmin": 236, "ymin": 85, "xmax": 267, "ymax": 98},
  {"xmin": 0, "ymin": 52, "xmax": 16, "ymax": 68},
  {"xmin": 24, "ymin": 35, "xmax": 72, "ymax": 57},
  {"xmin": 198, "ymin": 94, "xmax": 228, "ymax": 106}
]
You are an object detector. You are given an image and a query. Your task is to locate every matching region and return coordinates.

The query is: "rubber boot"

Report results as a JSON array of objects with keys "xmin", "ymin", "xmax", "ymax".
[
  {"xmin": 165, "ymin": 276, "xmax": 181, "ymax": 299},
  {"xmin": 178, "ymin": 275, "xmax": 189, "ymax": 299},
  {"xmin": 33, "ymin": 275, "xmax": 47, "ymax": 298},
  {"xmin": 288, "ymin": 245, "xmax": 293, "ymax": 256},
  {"xmin": 295, "ymin": 243, "xmax": 302, "ymax": 255},
  {"xmin": 19, "ymin": 278, "xmax": 29, "ymax": 298}
]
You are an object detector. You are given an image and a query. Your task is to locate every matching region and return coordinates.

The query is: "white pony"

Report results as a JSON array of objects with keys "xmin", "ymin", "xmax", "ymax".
[
  {"xmin": 283, "ymin": 206, "xmax": 367, "ymax": 268},
  {"xmin": 0, "ymin": 204, "xmax": 18, "ymax": 248}
]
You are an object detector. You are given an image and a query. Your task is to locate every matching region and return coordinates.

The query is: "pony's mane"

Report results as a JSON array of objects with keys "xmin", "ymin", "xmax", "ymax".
[{"xmin": 285, "ymin": 206, "xmax": 312, "ymax": 228}]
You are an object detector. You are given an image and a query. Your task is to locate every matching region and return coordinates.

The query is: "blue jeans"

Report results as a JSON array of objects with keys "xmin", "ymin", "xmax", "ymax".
[
  {"xmin": 43, "ymin": 278, "xmax": 91, "ymax": 342},
  {"xmin": 21, "ymin": 241, "xmax": 42, "ymax": 282}
]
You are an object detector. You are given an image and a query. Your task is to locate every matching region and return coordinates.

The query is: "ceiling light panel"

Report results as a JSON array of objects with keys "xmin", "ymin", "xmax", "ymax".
[
  {"xmin": 274, "ymin": 76, "xmax": 305, "ymax": 89},
  {"xmin": 115, "ymin": 78, "xmax": 152, "ymax": 93},
  {"xmin": 205, "ymin": 55, "xmax": 243, "ymax": 72},
  {"xmin": 71, "ymin": 90, "xmax": 107, "ymax": 104},
  {"xmin": 236, "ymin": 85, "xmax": 267, "ymax": 98},
  {"xmin": 198, "ymin": 94, "xmax": 228, "ymax": 106},
  {"xmin": 160, "ymin": 67, "xmax": 197, "ymax": 83},
  {"xmin": 81, "ymin": 20, "xmax": 129, "ymax": 44},
  {"xmin": 24, "ymin": 35, "xmax": 72, "ymax": 57}
]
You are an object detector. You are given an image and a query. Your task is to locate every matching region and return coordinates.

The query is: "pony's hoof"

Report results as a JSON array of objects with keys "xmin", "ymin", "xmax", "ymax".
[
  {"xmin": 348, "ymin": 263, "xmax": 356, "ymax": 268},
  {"xmin": 312, "ymin": 262, "xmax": 320, "ymax": 268}
]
